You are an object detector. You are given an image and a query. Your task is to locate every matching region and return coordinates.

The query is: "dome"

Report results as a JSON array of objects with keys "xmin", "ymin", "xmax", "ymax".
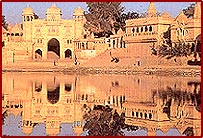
[
  {"xmin": 74, "ymin": 6, "xmax": 84, "ymax": 16},
  {"xmin": 22, "ymin": 127, "xmax": 33, "ymax": 135},
  {"xmin": 22, "ymin": 5, "xmax": 34, "ymax": 14},
  {"xmin": 73, "ymin": 126, "xmax": 83, "ymax": 136},
  {"xmin": 46, "ymin": 4, "xmax": 61, "ymax": 15},
  {"xmin": 161, "ymin": 12, "xmax": 171, "ymax": 18},
  {"xmin": 46, "ymin": 128, "xmax": 60, "ymax": 136}
]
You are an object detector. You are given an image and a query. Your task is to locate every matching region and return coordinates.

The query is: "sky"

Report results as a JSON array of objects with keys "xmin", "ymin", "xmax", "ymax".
[
  {"xmin": 3, "ymin": 114, "xmax": 184, "ymax": 136},
  {"xmin": 2, "ymin": 2, "xmax": 195, "ymax": 25}
]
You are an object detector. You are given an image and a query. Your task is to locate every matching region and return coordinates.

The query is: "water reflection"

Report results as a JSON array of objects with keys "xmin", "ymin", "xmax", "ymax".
[{"xmin": 2, "ymin": 73, "xmax": 201, "ymax": 136}]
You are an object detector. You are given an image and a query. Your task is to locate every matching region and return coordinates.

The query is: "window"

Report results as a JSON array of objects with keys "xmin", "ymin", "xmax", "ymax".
[
  {"xmin": 141, "ymin": 27, "xmax": 143, "ymax": 32},
  {"xmin": 132, "ymin": 111, "xmax": 134, "ymax": 117},
  {"xmin": 145, "ymin": 26, "xmax": 148, "ymax": 32},
  {"xmin": 2, "ymin": 41, "xmax": 5, "ymax": 47},
  {"xmin": 136, "ymin": 27, "xmax": 139, "ymax": 33},
  {"xmin": 132, "ymin": 28, "xmax": 135, "ymax": 33},
  {"xmin": 149, "ymin": 26, "xmax": 152, "ymax": 32}
]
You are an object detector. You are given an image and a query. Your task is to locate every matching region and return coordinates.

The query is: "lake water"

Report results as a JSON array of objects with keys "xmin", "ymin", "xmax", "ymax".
[{"xmin": 2, "ymin": 72, "xmax": 201, "ymax": 136}]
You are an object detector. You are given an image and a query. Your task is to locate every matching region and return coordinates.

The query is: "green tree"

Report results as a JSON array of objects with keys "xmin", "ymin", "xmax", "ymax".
[
  {"xmin": 2, "ymin": 15, "xmax": 8, "ymax": 30},
  {"xmin": 85, "ymin": 2, "xmax": 124, "ymax": 37}
]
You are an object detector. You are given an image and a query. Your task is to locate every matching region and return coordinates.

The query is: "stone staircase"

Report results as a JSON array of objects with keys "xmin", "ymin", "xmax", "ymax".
[{"xmin": 81, "ymin": 48, "xmax": 139, "ymax": 67}]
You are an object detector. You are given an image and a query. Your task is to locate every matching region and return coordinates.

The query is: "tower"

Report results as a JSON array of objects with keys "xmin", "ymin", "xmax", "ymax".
[
  {"xmin": 147, "ymin": 2, "xmax": 157, "ymax": 18},
  {"xmin": 194, "ymin": 2, "xmax": 201, "ymax": 20},
  {"xmin": 22, "ymin": 5, "xmax": 34, "ymax": 41},
  {"xmin": 46, "ymin": 4, "xmax": 62, "ymax": 21},
  {"xmin": 73, "ymin": 6, "xmax": 86, "ymax": 39}
]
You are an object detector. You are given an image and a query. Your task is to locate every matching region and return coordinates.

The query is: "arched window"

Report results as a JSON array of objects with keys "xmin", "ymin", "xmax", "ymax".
[
  {"xmin": 136, "ymin": 27, "xmax": 139, "ymax": 33},
  {"xmin": 82, "ymin": 43, "xmax": 85, "ymax": 50},
  {"xmin": 140, "ymin": 112, "xmax": 143, "ymax": 118},
  {"xmin": 149, "ymin": 26, "xmax": 152, "ymax": 32},
  {"xmin": 136, "ymin": 112, "xmax": 139, "ymax": 117},
  {"xmin": 27, "ymin": 16, "xmax": 30, "ymax": 21},
  {"xmin": 141, "ymin": 27, "xmax": 143, "ymax": 32},
  {"xmin": 35, "ymin": 82, "xmax": 42, "ymax": 92},
  {"xmin": 132, "ymin": 111, "xmax": 134, "ymax": 117},
  {"xmin": 65, "ymin": 84, "xmax": 71, "ymax": 92},
  {"xmin": 132, "ymin": 28, "xmax": 135, "ymax": 33},
  {"xmin": 149, "ymin": 113, "xmax": 152, "ymax": 119},
  {"xmin": 144, "ymin": 113, "xmax": 147, "ymax": 119},
  {"xmin": 145, "ymin": 26, "xmax": 148, "ymax": 32}
]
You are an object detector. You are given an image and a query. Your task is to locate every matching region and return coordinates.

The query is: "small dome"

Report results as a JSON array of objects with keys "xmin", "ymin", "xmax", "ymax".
[
  {"xmin": 73, "ymin": 126, "xmax": 83, "ymax": 136},
  {"xmin": 74, "ymin": 6, "xmax": 84, "ymax": 16},
  {"xmin": 46, "ymin": 4, "xmax": 61, "ymax": 14},
  {"xmin": 22, "ymin": 127, "xmax": 33, "ymax": 135},
  {"xmin": 161, "ymin": 12, "xmax": 171, "ymax": 18},
  {"xmin": 23, "ymin": 5, "xmax": 34, "ymax": 14}
]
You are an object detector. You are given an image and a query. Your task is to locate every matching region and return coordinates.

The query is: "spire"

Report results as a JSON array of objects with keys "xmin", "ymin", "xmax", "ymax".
[
  {"xmin": 147, "ymin": 2, "xmax": 157, "ymax": 17},
  {"xmin": 194, "ymin": 2, "xmax": 201, "ymax": 19}
]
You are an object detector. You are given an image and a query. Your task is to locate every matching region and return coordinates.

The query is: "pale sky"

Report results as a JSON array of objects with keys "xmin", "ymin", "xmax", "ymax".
[
  {"xmin": 2, "ymin": 2, "xmax": 195, "ymax": 25},
  {"xmin": 3, "ymin": 114, "xmax": 184, "ymax": 136}
]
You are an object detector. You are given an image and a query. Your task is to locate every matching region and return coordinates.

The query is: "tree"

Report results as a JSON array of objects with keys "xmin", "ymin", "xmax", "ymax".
[
  {"xmin": 2, "ymin": 15, "xmax": 8, "ymax": 30},
  {"xmin": 183, "ymin": 3, "xmax": 195, "ymax": 18},
  {"xmin": 84, "ymin": 2, "xmax": 124, "ymax": 37},
  {"xmin": 151, "ymin": 33, "xmax": 201, "ymax": 65},
  {"xmin": 83, "ymin": 105, "xmax": 138, "ymax": 136},
  {"xmin": 113, "ymin": 11, "xmax": 140, "ymax": 33},
  {"xmin": 158, "ymin": 40, "xmax": 192, "ymax": 60}
]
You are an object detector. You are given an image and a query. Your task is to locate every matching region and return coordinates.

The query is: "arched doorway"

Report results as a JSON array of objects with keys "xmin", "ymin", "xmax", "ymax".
[
  {"xmin": 65, "ymin": 49, "xmax": 72, "ymax": 59},
  {"xmin": 47, "ymin": 84, "xmax": 60, "ymax": 104},
  {"xmin": 35, "ymin": 49, "xmax": 42, "ymax": 59},
  {"xmin": 47, "ymin": 38, "xmax": 60, "ymax": 59}
]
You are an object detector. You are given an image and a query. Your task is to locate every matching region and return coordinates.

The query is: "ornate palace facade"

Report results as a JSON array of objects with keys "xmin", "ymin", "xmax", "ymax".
[{"xmin": 2, "ymin": 2, "xmax": 201, "ymax": 66}]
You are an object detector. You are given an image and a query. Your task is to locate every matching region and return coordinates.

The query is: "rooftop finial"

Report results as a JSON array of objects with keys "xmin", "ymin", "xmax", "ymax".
[
  {"xmin": 52, "ymin": 3, "xmax": 57, "ymax": 7},
  {"xmin": 147, "ymin": 2, "xmax": 157, "ymax": 18}
]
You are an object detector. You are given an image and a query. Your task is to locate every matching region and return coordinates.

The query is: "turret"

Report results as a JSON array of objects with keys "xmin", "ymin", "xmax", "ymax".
[
  {"xmin": 22, "ymin": 5, "xmax": 34, "ymax": 41},
  {"xmin": 73, "ymin": 6, "xmax": 85, "ymax": 22},
  {"xmin": 194, "ymin": 2, "xmax": 201, "ymax": 19},
  {"xmin": 73, "ymin": 6, "xmax": 86, "ymax": 39},
  {"xmin": 147, "ymin": 2, "xmax": 158, "ymax": 18},
  {"xmin": 22, "ymin": 5, "xmax": 34, "ymax": 22},
  {"xmin": 46, "ymin": 4, "xmax": 62, "ymax": 21},
  {"xmin": 72, "ymin": 121, "xmax": 84, "ymax": 136}
]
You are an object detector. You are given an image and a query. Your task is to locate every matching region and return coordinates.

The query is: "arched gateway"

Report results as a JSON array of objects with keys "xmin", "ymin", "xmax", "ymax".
[{"xmin": 47, "ymin": 38, "xmax": 60, "ymax": 59}]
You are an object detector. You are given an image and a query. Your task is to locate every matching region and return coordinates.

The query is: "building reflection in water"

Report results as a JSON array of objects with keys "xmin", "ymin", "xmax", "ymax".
[{"xmin": 2, "ymin": 73, "xmax": 201, "ymax": 136}]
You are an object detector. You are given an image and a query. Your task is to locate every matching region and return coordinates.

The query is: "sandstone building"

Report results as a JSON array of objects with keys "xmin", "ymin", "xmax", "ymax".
[{"xmin": 2, "ymin": 2, "xmax": 201, "ymax": 66}]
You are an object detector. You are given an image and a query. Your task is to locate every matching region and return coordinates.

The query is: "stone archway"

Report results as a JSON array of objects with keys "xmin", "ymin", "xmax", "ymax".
[
  {"xmin": 47, "ymin": 38, "xmax": 60, "ymax": 59},
  {"xmin": 65, "ymin": 49, "xmax": 72, "ymax": 59},
  {"xmin": 35, "ymin": 49, "xmax": 42, "ymax": 59},
  {"xmin": 47, "ymin": 84, "xmax": 60, "ymax": 104}
]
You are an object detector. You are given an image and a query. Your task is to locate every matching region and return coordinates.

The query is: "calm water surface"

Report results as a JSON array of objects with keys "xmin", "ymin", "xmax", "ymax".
[{"xmin": 2, "ymin": 72, "xmax": 201, "ymax": 136}]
